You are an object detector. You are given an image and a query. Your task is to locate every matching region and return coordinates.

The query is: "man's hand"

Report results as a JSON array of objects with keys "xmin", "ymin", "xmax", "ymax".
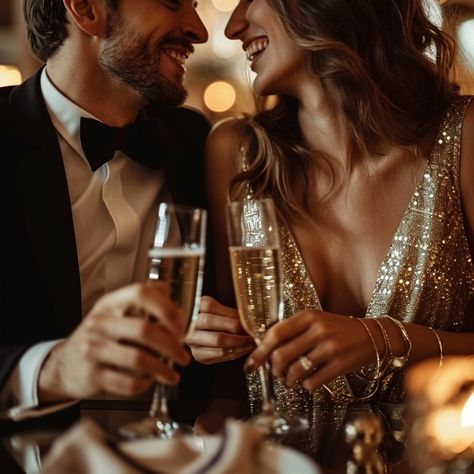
[
  {"xmin": 38, "ymin": 282, "xmax": 191, "ymax": 403},
  {"xmin": 186, "ymin": 296, "xmax": 254, "ymax": 364}
]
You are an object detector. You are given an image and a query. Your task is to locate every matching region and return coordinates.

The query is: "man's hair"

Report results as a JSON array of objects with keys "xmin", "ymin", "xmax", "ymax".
[{"xmin": 23, "ymin": 0, "xmax": 118, "ymax": 61}]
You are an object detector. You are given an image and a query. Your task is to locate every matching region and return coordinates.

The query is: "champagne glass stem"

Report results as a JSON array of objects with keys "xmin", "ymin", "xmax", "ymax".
[
  {"xmin": 149, "ymin": 382, "xmax": 169, "ymax": 419},
  {"xmin": 259, "ymin": 361, "xmax": 277, "ymax": 414}
]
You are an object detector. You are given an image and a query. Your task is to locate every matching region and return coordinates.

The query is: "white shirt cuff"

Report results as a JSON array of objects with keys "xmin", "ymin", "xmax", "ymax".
[{"xmin": 0, "ymin": 340, "xmax": 78, "ymax": 421}]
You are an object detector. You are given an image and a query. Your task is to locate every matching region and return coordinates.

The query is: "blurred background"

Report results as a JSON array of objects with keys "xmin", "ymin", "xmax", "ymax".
[{"xmin": 0, "ymin": 0, "xmax": 473, "ymax": 125}]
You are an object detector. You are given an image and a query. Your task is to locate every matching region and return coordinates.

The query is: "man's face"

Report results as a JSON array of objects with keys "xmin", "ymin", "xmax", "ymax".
[{"xmin": 99, "ymin": 0, "xmax": 208, "ymax": 106}]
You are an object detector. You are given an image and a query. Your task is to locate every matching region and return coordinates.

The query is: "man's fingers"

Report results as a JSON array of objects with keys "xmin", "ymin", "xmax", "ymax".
[
  {"xmin": 93, "ymin": 283, "xmax": 187, "ymax": 337},
  {"xmin": 186, "ymin": 328, "xmax": 252, "ymax": 348},
  {"xmin": 82, "ymin": 338, "xmax": 181, "ymax": 383},
  {"xmin": 98, "ymin": 368, "xmax": 153, "ymax": 396},
  {"xmin": 199, "ymin": 296, "xmax": 240, "ymax": 319},
  {"xmin": 190, "ymin": 346, "xmax": 253, "ymax": 365},
  {"xmin": 194, "ymin": 312, "xmax": 243, "ymax": 333},
  {"xmin": 88, "ymin": 315, "xmax": 190, "ymax": 366}
]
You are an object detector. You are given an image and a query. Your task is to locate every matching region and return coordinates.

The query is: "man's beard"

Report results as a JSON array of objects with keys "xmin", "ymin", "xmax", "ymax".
[{"xmin": 99, "ymin": 14, "xmax": 188, "ymax": 106}]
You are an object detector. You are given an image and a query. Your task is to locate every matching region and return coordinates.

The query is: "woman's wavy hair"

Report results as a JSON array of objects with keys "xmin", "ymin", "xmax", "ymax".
[
  {"xmin": 230, "ymin": 0, "xmax": 459, "ymax": 221},
  {"xmin": 23, "ymin": 0, "xmax": 118, "ymax": 61}
]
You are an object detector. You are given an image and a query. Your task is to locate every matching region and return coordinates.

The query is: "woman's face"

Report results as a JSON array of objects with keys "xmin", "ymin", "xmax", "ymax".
[{"xmin": 225, "ymin": 0, "xmax": 309, "ymax": 97}]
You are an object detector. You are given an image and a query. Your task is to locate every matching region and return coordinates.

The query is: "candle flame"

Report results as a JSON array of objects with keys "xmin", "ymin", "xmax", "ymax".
[{"xmin": 461, "ymin": 392, "xmax": 474, "ymax": 428}]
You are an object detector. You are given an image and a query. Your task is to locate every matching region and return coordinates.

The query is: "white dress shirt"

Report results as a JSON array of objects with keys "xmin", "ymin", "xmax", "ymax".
[{"xmin": 0, "ymin": 68, "xmax": 168, "ymax": 420}]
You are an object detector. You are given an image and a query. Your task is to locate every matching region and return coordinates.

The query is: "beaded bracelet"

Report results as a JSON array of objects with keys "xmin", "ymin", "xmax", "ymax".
[
  {"xmin": 381, "ymin": 315, "xmax": 412, "ymax": 369},
  {"xmin": 350, "ymin": 316, "xmax": 382, "ymax": 382},
  {"xmin": 429, "ymin": 327, "xmax": 444, "ymax": 374}
]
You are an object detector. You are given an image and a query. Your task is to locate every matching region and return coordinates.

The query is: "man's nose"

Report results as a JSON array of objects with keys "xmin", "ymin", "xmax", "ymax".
[{"xmin": 183, "ymin": 8, "xmax": 209, "ymax": 43}]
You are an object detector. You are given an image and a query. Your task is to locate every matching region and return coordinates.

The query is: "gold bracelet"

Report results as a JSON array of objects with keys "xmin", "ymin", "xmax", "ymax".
[
  {"xmin": 372, "ymin": 318, "xmax": 392, "ymax": 375},
  {"xmin": 350, "ymin": 316, "xmax": 382, "ymax": 381},
  {"xmin": 381, "ymin": 315, "xmax": 412, "ymax": 370},
  {"xmin": 429, "ymin": 327, "xmax": 443, "ymax": 374}
]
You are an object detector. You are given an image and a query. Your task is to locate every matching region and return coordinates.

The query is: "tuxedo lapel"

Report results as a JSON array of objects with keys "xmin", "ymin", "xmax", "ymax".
[
  {"xmin": 151, "ymin": 106, "xmax": 208, "ymax": 209},
  {"xmin": 9, "ymin": 69, "xmax": 82, "ymax": 333}
]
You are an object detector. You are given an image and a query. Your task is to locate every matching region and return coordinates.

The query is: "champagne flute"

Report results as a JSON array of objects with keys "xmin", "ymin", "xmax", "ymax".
[
  {"xmin": 226, "ymin": 198, "xmax": 308, "ymax": 436},
  {"xmin": 120, "ymin": 203, "xmax": 206, "ymax": 439}
]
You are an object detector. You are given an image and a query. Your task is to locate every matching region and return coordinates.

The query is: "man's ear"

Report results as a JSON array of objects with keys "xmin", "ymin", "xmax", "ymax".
[{"xmin": 63, "ymin": 0, "xmax": 107, "ymax": 37}]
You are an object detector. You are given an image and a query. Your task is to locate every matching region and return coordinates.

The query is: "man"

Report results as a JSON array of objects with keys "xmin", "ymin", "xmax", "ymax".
[{"xmin": 0, "ymin": 0, "xmax": 209, "ymax": 420}]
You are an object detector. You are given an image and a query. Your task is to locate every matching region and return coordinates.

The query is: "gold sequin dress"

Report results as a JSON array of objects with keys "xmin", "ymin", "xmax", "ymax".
[{"xmin": 246, "ymin": 96, "xmax": 474, "ymax": 458}]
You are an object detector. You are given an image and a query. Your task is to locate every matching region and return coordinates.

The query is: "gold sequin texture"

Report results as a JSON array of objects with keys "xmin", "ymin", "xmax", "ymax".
[{"xmin": 246, "ymin": 96, "xmax": 474, "ymax": 458}]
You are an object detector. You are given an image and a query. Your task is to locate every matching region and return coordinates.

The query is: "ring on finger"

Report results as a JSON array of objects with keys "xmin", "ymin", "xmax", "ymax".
[
  {"xmin": 299, "ymin": 355, "xmax": 313, "ymax": 371},
  {"xmin": 224, "ymin": 347, "xmax": 234, "ymax": 354}
]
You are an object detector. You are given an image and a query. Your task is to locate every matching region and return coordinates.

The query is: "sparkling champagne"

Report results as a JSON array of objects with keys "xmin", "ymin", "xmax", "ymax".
[
  {"xmin": 148, "ymin": 247, "xmax": 204, "ymax": 327},
  {"xmin": 229, "ymin": 246, "xmax": 282, "ymax": 341}
]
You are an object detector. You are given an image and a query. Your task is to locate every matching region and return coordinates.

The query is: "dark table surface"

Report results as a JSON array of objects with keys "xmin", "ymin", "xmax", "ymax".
[{"xmin": 0, "ymin": 399, "xmax": 412, "ymax": 474}]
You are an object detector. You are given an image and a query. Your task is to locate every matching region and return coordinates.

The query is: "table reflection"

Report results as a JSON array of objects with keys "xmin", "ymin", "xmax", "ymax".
[{"xmin": 0, "ymin": 400, "xmax": 413, "ymax": 474}]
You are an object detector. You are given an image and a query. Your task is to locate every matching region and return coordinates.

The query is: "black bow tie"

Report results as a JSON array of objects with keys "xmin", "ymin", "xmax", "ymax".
[{"xmin": 80, "ymin": 116, "xmax": 164, "ymax": 171}]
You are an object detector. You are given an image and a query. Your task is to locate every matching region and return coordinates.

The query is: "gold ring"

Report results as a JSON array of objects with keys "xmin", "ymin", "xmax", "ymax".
[
  {"xmin": 299, "ymin": 355, "xmax": 313, "ymax": 371},
  {"xmin": 225, "ymin": 347, "xmax": 234, "ymax": 354}
]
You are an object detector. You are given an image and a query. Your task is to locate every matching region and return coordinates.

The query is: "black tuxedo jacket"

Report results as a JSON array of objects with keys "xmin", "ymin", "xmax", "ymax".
[{"xmin": 0, "ymin": 69, "xmax": 213, "ymax": 401}]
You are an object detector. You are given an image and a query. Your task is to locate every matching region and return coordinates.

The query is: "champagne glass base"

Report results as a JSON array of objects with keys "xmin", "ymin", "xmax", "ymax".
[
  {"xmin": 246, "ymin": 411, "xmax": 309, "ymax": 437},
  {"xmin": 119, "ymin": 417, "xmax": 193, "ymax": 440}
]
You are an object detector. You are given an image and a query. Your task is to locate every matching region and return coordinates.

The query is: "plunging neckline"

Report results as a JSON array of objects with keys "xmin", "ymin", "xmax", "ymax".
[{"xmin": 283, "ymin": 114, "xmax": 450, "ymax": 317}]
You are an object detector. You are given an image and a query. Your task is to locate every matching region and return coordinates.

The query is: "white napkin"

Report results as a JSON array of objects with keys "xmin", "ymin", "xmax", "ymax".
[{"xmin": 40, "ymin": 418, "xmax": 268, "ymax": 474}]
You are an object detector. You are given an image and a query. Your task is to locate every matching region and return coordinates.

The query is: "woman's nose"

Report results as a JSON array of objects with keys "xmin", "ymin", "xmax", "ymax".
[{"xmin": 224, "ymin": 1, "xmax": 249, "ymax": 40}]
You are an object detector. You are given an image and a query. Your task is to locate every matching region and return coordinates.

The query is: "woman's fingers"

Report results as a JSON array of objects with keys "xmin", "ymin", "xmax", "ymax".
[
  {"xmin": 300, "ymin": 358, "xmax": 349, "ymax": 392},
  {"xmin": 285, "ymin": 339, "xmax": 339, "ymax": 387},
  {"xmin": 270, "ymin": 327, "xmax": 324, "ymax": 377},
  {"xmin": 245, "ymin": 311, "xmax": 314, "ymax": 370}
]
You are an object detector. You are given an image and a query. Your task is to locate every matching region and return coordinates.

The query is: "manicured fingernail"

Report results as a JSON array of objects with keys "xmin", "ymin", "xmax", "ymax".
[{"xmin": 245, "ymin": 358, "xmax": 255, "ymax": 371}]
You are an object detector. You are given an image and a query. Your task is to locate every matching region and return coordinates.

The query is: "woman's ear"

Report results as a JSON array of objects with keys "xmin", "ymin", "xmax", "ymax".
[{"xmin": 63, "ymin": 0, "xmax": 107, "ymax": 37}]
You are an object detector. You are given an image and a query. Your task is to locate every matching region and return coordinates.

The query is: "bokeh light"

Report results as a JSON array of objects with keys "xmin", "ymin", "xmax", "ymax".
[
  {"xmin": 211, "ymin": 0, "xmax": 239, "ymax": 13},
  {"xmin": 459, "ymin": 19, "xmax": 474, "ymax": 70},
  {"xmin": 204, "ymin": 81, "xmax": 236, "ymax": 112},
  {"xmin": 0, "ymin": 65, "xmax": 21, "ymax": 87}
]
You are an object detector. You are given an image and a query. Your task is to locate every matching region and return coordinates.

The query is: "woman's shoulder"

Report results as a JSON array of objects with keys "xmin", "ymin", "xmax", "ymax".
[
  {"xmin": 204, "ymin": 117, "xmax": 250, "ymax": 184},
  {"xmin": 459, "ymin": 95, "xmax": 474, "ymax": 250},
  {"xmin": 205, "ymin": 116, "xmax": 250, "ymax": 171},
  {"xmin": 206, "ymin": 116, "xmax": 249, "ymax": 150},
  {"xmin": 462, "ymin": 94, "xmax": 474, "ymax": 125}
]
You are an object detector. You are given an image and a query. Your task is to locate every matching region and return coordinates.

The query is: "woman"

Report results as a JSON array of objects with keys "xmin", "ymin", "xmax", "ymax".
[{"xmin": 186, "ymin": 0, "xmax": 474, "ymax": 457}]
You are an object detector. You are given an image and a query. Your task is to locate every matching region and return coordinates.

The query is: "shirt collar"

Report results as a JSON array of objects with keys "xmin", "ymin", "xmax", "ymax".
[{"xmin": 40, "ymin": 68, "xmax": 98, "ymax": 161}]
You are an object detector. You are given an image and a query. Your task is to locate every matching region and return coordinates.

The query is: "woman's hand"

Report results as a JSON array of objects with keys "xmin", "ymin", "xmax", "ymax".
[
  {"xmin": 186, "ymin": 296, "xmax": 255, "ymax": 364},
  {"xmin": 245, "ymin": 310, "xmax": 380, "ymax": 392}
]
